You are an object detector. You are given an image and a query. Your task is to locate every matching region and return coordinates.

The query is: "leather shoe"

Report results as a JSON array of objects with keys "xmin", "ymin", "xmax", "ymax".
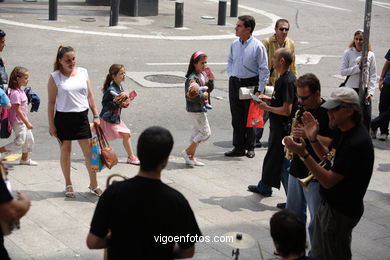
[
  {"xmin": 246, "ymin": 150, "xmax": 255, "ymax": 158},
  {"xmin": 276, "ymin": 202, "xmax": 286, "ymax": 209},
  {"xmin": 255, "ymin": 142, "xmax": 262, "ymax": 148},
  {"xmin": 225, "ymin": 149, "xmax": 246, "ymax": 157},
  {"xmin": 247, "ymin": 185, "xmax": 272, "ymax": 197}
]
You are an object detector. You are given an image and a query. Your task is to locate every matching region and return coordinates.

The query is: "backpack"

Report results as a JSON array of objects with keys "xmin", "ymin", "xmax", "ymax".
[{"xmin": 0, "ymin": 107, "xmax": 12, "ymax": 138}]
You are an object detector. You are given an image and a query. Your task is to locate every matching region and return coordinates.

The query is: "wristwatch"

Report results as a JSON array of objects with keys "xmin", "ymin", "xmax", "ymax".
[
  {"xmin": 299, "ymin": 152, "xmax": 310, "ymax": 161},
  {"xmin": 93, "ymin": 115, "xmax": 99, "ymax": 119},
  {"xmin": 309, "ymin": 138, "xmax": 318, "ymax": 143}
]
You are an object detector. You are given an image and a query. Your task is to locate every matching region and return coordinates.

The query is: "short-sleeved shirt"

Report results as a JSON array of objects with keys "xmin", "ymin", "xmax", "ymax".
[
  {"xmin": 1, "ymin": 177, "xmax": 13, "ymax": 260},
  {"xmin": 90, "ymin": 176, "xmax": 202, "ymax": 260},
  {"xmin": 51, "ymin": 67, "xmax": 89, "ymax": 112},
  {"xmin": 0, "ymin": 88, "xmax": 10, "ymax": 108},
  {"xmin": 321, "ymin": 124, "xmax": 374, "ymax": 219},
  {"xmin": 9, "ymin": 88, "xmax": 28, "ymax": 124},
  {"xmin": 269, "ymin": 70, "xmax": 297, "ymax": 128},
  {"xmin": 384, "ymin": 49, "xmax": 390, "ymax": 84},
  {"xmin": 290, "ymin": 101, "xmax": 334, "ymax": 179}
]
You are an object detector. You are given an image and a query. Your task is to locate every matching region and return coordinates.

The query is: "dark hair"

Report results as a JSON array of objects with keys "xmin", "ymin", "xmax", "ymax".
[
  {"xmin": 137, "ymin": 126, "xmax": 174, "ymax": 172},
  {"xmin": 8, "ymin": 66, "xmax": 29, "ymax": 90},
  {"xmin": 238, "ymin": 15, "xmax": 256, "ymax": 34},
  {"xmin": 53, "ymin": 45, "xmax": 75, "ymax": 71},
  {"xmin": 295, "ymin": 73, "xmax": 321, "ymax": 94},
  {"xmin": 343, "ymin": 103, "xmax": 363, "ymax": 125},
  {"xmin": 270, "ymin": 209, "xmax": 306, "ymax": 258},
  {"xmin": 275, "ymin": 18, "xmax": 289, "ymax": 29},
  {"xmin": 185, "ymin": 52, "xmax": 207, "ymax": 78},
  {"xmin": 103, "ymin": 64, "xmax": 125, "ymax": 93},
  {"xmin": 276, "ymin": 48, "xmax": 293, "ymax": 67},
  {"xmin": 0, "ymin": 29, "xmax": 5, "ymax": 39},
  {"xmin": 348, "ymin": 30, "xmax": 372, "ymax": 51}
]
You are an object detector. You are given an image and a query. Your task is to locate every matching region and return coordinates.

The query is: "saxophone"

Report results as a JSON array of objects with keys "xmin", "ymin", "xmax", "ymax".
[{"xmin": 284, "ymin": 110, "xmax": 301, "ymax": 160}]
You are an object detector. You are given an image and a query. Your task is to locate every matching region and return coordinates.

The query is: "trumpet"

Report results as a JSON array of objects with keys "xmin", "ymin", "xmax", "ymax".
[
  {"xmin": 297, "ymin": 151, "xmax": 334, "ymax": 189},
  {"xmin": 285, "ymin": 110, "xmax": 301, "ymax": 160}
]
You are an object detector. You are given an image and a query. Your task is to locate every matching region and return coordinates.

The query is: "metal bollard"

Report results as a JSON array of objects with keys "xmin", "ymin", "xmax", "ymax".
[
  {"xmin": 109, "ymin": 0, "xmax": 120, "ymax": 26},
  {"xmin": 49, "ymin": 0, "xmax": 57, "ymax": 21},
  {"xmin": 175, "ymin": 1, "xmax": 184, "ymax": 28},
  {"xmin": 218, "ymin": 0, "xmax": 227, "ymax": 26},
  {"xmin": 230, "ymin": 0, "xmax": 238, "ymax": 17}
]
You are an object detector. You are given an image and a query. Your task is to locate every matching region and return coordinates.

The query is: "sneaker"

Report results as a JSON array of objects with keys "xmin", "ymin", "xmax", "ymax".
[
  {"xmin": 127, "ymin": 157, "xmax": 140, "ymax": 165},
  {"xmin": 19, "ymin": 159, "xmax": 38, "ymax": 166},
  {"xmin": 181, "ymin": 150, "xmax": 195, "ymax": 167},
  {"xmin": 205, "ymin": 104, "xmax": 213, "ymax": 110},
  {"xmin": 193, "ymin": 160, "xmax": 205, "ymax": 166},
  {"xmin": 370, "ymin": 128, "xmax": 377, "ymax": 139},
  {"xmin": 378, "ymin": 134, "xmax": 388, "ymax": 141}
]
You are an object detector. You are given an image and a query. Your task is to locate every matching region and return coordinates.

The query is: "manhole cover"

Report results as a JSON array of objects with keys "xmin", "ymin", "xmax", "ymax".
[{"xmin": 144, "ymin": 74, "xmax": 185, "ymax": 84}]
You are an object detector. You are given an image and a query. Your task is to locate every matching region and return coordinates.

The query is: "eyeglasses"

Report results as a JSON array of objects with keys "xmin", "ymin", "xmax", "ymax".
[
  {"xmin": 354, "ymin": 38, "xmax": 363, "ymax": 41},
  {"xmin": 278, "ymin": 27, "xmax": 289, "ymax": 32},
  {"xmin": 298, "ymin": 94, "xmax": 312, "ymax": 101}
]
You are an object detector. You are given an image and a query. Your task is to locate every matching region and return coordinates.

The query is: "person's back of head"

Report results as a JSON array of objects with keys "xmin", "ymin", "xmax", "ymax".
[
  {"xmin": 270, "ymin": 209, "xmax": 306, "ymax": 259},
  {"xmin": 137, "ymin": 126, "xmax": 174, "ymax": 172}
]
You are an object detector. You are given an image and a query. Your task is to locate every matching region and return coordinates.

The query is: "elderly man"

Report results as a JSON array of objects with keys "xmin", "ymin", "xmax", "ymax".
[
  {"xmin": 226, "ymin": 15, "xmax": 269, "ymax": 159},
  {"xmin": 284, "ymin": 87, "xmax": 374, "ymax": 259}
]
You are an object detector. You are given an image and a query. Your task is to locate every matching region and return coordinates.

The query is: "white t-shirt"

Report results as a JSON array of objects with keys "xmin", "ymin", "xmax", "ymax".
[{"xmin": 51, "ymin": 67, "xmax": 90, "ymax": 112}]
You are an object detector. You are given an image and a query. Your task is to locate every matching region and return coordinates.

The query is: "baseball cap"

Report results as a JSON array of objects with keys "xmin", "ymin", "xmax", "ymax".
[{"xmin": 321, "ymin": 87, "xmax": 360, "ymax": 110}]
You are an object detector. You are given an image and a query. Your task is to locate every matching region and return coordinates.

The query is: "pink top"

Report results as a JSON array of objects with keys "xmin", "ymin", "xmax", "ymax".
[{"xmin": 9, "ymin": 88, "xmax": 28, "ymax": 124}]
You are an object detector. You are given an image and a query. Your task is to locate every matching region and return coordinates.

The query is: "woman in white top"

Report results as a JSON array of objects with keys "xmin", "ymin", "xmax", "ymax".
[
  {"xmin": 48, "ymin": 46, "xmax": 102, "ymax": 198},
  {"xmin": 340, "ymin": 30, "xmax": 377, "ymax": 129}
]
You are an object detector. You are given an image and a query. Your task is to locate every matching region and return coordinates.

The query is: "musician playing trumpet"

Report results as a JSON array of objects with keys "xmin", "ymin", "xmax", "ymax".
[
  {"xmin": 285, "ymin": 74, "xmax": 333, "ymax": 247},
  {"xmin": 283, "ymin": 87, "xmax": 374, "ymax": 260}
]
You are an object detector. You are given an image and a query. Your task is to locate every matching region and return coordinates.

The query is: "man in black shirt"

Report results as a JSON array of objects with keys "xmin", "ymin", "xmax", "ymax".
[
  {"xmin": 87, "ymin": 126, "xmax": 202, "ymax": 259},
  {"xmin": 284, "ymin": 87, "xmax": 374, "ymax": 259},
  {"xmin": 286, "ymin": 74, "xmax": 333, "ymax": 245},
  {"xmin": 248, "ymin": 48, "xmax": 296, "ymax": 197}
]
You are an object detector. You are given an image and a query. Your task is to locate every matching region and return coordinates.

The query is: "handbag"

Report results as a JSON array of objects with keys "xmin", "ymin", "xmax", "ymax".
[
  {"xmin": 0, "ymin": 108, "xmax": 12, "ymax": 138},
  {"xmin": 339, "ymin": 76, "xmax": 350, "ymax": 87},
  {"xmin": 95, "ymin": 126, "xmax": 118, "ymax": 169},
  {"xmin": 247, "ymin": 100, "xmax": 264, "ymax": 128},
  {"xmin": 90, "ymin": 136, "xmax": 104, "ymax": 172}
]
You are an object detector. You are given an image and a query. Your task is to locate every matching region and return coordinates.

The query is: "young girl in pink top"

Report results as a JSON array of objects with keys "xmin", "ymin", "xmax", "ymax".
[{"xmin": 0, "ymin": 66, "xmax": 37, "ymax": 165}]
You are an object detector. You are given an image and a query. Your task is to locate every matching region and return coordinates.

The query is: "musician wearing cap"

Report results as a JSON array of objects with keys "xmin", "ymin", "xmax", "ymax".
[
  {"xmin": 87, "ymin": 126, "xmax": 201, "ymax": 259},
  {"xmin": 283, "ymin": 87, "xmax": 374, "ymax": 259},
  {"xmin": 286, "ymin": 74, "xmax": 333, "ymax": 245},
  {"xmin": 225, "ymin": 15, "xmax": 269, "ymax": 159}
]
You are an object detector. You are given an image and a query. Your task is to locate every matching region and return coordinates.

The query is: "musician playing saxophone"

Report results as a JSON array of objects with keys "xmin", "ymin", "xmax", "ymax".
[
  {"xmin": 283, "ymin": 87, "xmax": 374, "ymax": 260},
  {"xmin": 0, "ymin": 166, "xmax": 31, "ymax": 260},
  {"xmin": 285, "ymin": 74, "xmax": 333, "ymax": 246}
]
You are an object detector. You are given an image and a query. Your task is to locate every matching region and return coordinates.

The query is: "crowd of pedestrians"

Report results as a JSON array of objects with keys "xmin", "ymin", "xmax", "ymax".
[{"xmin": 0, "ymin": 10, "xmax": 387, "ymax": 259}]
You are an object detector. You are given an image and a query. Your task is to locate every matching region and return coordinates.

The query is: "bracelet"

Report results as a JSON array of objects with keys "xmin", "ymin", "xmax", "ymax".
[
  {"xmin": 309, "ymin": 138, "xmax": 318, "ymax": 143},
  {"xmin": 299, "ymin": 152, "xmax": 310, "ymax": 161},
  {"xmin": 93, "ymin": 115, "xmax": 99, "ymax": 119}
]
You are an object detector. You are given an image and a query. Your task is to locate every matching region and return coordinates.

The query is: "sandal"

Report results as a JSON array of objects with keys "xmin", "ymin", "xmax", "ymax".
[
  {"xmin": 88, "ymin": 186, "xmax": 103, "ymax": 197},
  {"xmin": 65, "ymin": 185, "xmax": 76, "ymax": 198}
]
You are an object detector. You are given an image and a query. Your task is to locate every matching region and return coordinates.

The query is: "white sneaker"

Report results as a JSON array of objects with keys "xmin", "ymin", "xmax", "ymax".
[
  {"xmin": 181, "ymin": 150, "xmax": 195, "ymax": 166},
  {"xmin": 378, "ymin": 134, "xmax": 388, "ymax": 141},
  {"xmin": 19, "ymin": 159, "xmax": 38, "ymax": 166},
  {"xmin": 193, "ymin": 160, "xmax": 205, "ymax": 166}
]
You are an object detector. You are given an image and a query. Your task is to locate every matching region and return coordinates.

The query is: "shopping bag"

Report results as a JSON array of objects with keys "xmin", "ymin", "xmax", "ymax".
[
  {"xmin": 90, "ymin": 136, "xmax": 104, "ymax": 172},
  {"xmin": 247, "ymin": 100, "xmax": 264, "ymax": 128},
  {"xmin": 96, "ymin": 126, "xmax": 118, "ymax": 169}
]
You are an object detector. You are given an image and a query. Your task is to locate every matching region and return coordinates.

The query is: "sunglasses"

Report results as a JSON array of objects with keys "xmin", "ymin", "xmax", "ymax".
[
  {"xmin": 354, "ymin": 38, "xmax": 363, "ymax": 41},
  {"xmin": 0, "ymin": 30, "xmax": 5, "ymax": 37},
  {"xmin": 278, "ymin": 27, "xmax": 289, "ymax": 32},
  {"xmin": 329, "ymin": 105, "xmax": 347, "ymax": 112}
]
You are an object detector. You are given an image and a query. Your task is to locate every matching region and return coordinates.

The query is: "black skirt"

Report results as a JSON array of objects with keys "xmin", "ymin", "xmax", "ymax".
[{"xmin": 54, "ymin": 109, "xmax": 92, "ymax": 141}]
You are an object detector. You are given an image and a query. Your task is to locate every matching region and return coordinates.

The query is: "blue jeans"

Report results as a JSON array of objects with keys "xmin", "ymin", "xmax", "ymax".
[
  {"xmin": 286, "ymin": 175, "xmax": 321, "ymax": 244},
  {"xmin": 257, "ymin": 159, "xmax": 290, "ymax": 195}
]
